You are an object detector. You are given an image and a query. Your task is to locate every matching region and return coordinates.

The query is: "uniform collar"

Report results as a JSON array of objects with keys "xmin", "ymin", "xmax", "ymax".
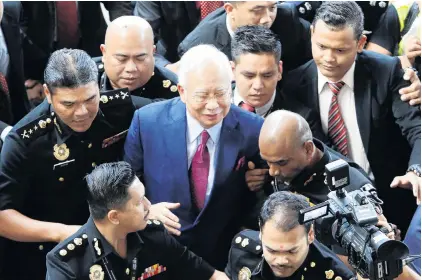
[
  {"xmin": 289, "ymin": 138, "xmax": 330, "ymax": 191},
  {"xmin": 86, "ymin": 217, "xmax": 144, "ymax": 263}
]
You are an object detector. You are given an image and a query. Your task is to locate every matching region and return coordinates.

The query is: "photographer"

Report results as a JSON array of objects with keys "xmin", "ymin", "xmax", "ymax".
[
  {"xmin": 225, "ymin": 191, "xmax": 355, "ymax": 280},
  {"xmin": 255, "ymin": 110, "xmax": 398, "ymax": 264}
]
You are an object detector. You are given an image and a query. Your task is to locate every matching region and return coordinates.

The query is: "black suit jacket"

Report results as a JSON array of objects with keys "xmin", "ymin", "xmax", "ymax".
[
  {"xmin": 20, "ymin": 1, "xmax": 133, "ymax": 81},
  {"xmin": 134, "ymin": 1, "xmax": 200, "ymax": 65},
  {"xmin": 178, "ymin": 3, "xmax": 313, "ymax": 72},
  {"xmin": 284, "ymin": 51, "xmax": 421, "ymax": 230},
  {"xmin": 1, "ymin": 2, "xmax": 30, "ymax": 124}
]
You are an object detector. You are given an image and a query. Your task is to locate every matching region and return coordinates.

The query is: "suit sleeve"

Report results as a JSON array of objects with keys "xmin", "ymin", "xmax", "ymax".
[
  {"xmin": 123, "ymin": 109, "xmax": 145, "ymax": 176},
  {"xmin": 368, "ymin": 5, "xmax": 400, "ymax": 54},
  {"xmin": 390, "ymin": 58, "xmax": 421, "ymax": 167},
  {"xmin": 102, "ymin": 1, "xmax": 133, "ymax": 20},
  {"xmin": 45, "ymin": 252, "xmax": 76, "ymax": 280},
  {"xmin": 160, "ymin": 229, "xmax": 215, "ymax": 279}
]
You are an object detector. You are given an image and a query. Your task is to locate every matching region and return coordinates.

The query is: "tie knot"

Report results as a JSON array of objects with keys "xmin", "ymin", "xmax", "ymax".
[
  {"xmin": 200, "ymin": 130, "xmax": 210, "ymax": 145},
  {"xmin": 327, "ymin": 81, "xmax": 345, "ymax": 95},
  {"xmin": 239, "ymin": 101, "xmax": 255, "ymax": 113}
]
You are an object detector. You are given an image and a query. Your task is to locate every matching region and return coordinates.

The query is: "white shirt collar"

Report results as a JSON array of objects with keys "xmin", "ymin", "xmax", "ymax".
[
  {"xmin": 233, "ymin": 87, "xmax": 276, "ymax": 117},
  {"xmin": 317, "ymin": 61, "xmax": 356, "ymax": 94},
  {"xmin": 226, "ymin": 15, "xmax": 235, "ymax": 38},
  {"xmin": 186, "ymin": 110, "xmax": 223, "ymax": 145}
]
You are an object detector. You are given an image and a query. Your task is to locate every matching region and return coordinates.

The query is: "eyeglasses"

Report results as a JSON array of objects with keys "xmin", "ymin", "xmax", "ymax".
[{"xmin": 192, "ymin": 91, "xmax": 230, "ymax": 104}]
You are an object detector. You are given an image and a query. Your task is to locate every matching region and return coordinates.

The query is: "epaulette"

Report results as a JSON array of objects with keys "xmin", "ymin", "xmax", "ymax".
[
  {"xmin": 99, "ymin": 88, "xmax": 131, "ymax": 107},
  {"xmin": 55, "ymin": 233, "xmax": 89, "ymax": 262},
  {"xmin": 15, "ymin": 112, "xmax": 55, "ymax": 144},
  {"xmin": 232, "ymin": 230, "xmax": 262, "ymax": 255},
  {"xmin": 145, "ymin": 219, "xmax": 165, "ymax": 231}
]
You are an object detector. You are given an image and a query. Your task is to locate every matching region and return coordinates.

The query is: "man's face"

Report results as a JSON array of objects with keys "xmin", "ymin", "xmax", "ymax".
[
  {"xmin": 261, "ymin": 219, "xmax": 313, "ymax": 278},
  {"xmin": 45, "ymin": 82, "xmax": 100, "ymax": 133},
  {"xmin": 118, "ymin": 177, "xmax": 151, "ymax": 233},
  {"xmin": 233, "ymin": 53, "xmax": 282, "ymax": 107},
  {"xmin": 259, "ymin": 137, "xmax": 312, "ymax": 182},
  {"xmin": 179, "ymin": 64, "xmax": 231, "ymax": 129},
  {"xmin": 311, "ymin": 20, "xmax": 366, "ymax": 82},
  {"xmin": 100, "ymin": 27, "xmax": 155, "ymax": 91},
  {"xmin": 227, "ymin": 1, "xmax": 277, "ymax": 30}
]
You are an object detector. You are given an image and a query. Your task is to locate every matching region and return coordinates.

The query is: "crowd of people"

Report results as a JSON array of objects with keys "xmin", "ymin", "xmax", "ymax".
[{"xmin": 0, "ymin": 1, "xmax": 420, "ymax": 280}]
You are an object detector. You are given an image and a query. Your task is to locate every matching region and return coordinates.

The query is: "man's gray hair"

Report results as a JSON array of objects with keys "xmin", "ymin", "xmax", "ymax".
[{"xmin": 178, "ymin": 44, "xmax": 232, "ymax": 87}]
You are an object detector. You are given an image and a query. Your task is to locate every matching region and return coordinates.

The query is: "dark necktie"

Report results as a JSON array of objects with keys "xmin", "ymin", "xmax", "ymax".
[
  {"xmin": 197, "ymin": 1, "xmax": 223, "ymax": 20},
  {"xmin": 239, "ymin": 101, "xmax": 256, "ymax": 113},
  {"xmin": 56, "ymin": 1, "xmax": 80, "ymax": 49},
  {"xmin": 189, "ymin": 130, "xmax": 210, "ymax": 209},
  {"xmin": 327, "ymin": 81, "xmax": 348, "ymax": 156}
]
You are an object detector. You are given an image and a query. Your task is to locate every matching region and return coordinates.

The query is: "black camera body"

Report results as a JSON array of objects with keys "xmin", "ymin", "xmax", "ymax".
[{"xmin": 299, "ymin": 159, "xmax": 409, "ymax": 280}]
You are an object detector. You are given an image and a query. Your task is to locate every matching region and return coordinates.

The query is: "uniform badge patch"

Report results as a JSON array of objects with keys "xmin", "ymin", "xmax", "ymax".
[
  {"xmin": 239, "ymin": 267, "xmax": 251, "ymax": 280},
  {"xmin": 102, "ymin": 130, "xmax": 128, "ymax": 148},
  {"xmin": 53, "ymin": 144, "xmax": 70, "ymax": 161},
  {"xmin": 89, "ymin": 264, "xmax": 104, "ymax": 280}
]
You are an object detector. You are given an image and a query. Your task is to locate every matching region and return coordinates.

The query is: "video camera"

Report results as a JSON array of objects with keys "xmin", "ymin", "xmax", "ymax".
[{"xmin": 299, "ymin": 159, "xmax": 409, "ymax": 280}]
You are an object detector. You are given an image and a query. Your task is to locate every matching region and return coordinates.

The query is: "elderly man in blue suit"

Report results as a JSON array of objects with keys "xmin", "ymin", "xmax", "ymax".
[{"xmin": 123, "ymin": 44, "xmax": 264, "ymax": 269}]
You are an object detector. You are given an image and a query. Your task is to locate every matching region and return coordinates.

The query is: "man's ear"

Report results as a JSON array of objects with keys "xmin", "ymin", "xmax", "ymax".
[
  {"xmin": 308, "ymin": 224, "xmax": 315, "ymax": 244},
  {"xmin": 224, "ymin": 2, "xmax": 235, "ymax": 14},
  {"xmin": 44, "ymin": 84, "xmax": 52, "ymax": 104},
  {"xmin": 107, "ymin": 210, "xmax": 120, "ymax": 225},
  {"xmin": 100, "ymin": 44, "xmax": 106, "ymax": 63},
  {"xmin": 177, "ymin": 84, "xmax": 186, "ymax": 102},
  {"xmin": 357, "ymin": 35, "xmax": 367, "ymax": 53},
  {"xmin": 277, "ymin": 61, "xmax": 283, "ymax": 81}
]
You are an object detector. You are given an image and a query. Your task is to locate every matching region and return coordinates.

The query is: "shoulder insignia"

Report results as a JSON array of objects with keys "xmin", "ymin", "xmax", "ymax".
[
  {"xmin": 15, "ymin": 113, "xmax": 54, "ymax": 144},
  {"xmin": 145, "ymin": 219, "xmax": 165, "ymax": 231},
  {"xmin": 99, "ymin": 88, "xmax": 131, "ymax": 107},
  {"xmin": 92, "ymin": 237, "xmax": 104, "ymax": 258},
  {"xmin": 232, "ymin": 230, "xmax": 262, "ymax": 255},
  {"xmin": 55, "ymin": 233, "xmax": 89, "ymax": 261}
]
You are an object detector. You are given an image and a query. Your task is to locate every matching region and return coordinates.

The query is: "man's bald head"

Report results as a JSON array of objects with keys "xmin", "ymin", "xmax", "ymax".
[
  {"xmin": 100, "ymin": 16, "xmax": 156, "ymax": 91},
  {"xmin": 260, "ymin": 110, "xmax": 313, "ymax": 149},
  {"xmin": 105, "ymin": 16, "xmax": 154, "ymax": 46},
  {"xmin": 259, "ymin": 110, "xmax": 314, "ymax": 182}
]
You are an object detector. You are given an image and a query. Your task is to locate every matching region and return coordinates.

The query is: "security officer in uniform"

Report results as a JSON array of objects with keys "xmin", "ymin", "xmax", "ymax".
[
  {"xmin": 225, "ymin": 191, "xmax": 355, "ymax": 280},
  {"xmin": 96, "ymin": 16, "xmax": 179, "ymax": 101},
  {"xmin": 46, "ymin": 161, "xmax": 229, "ymax": 280},
  {"xmin": 0, "ymin": 49, "xmax": 150, "ymax": 280}
]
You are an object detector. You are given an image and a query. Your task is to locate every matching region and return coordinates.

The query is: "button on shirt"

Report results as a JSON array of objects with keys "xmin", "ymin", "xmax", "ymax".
[
  {"xmin": 186, "ymin": 110, "xmax": 222, "ymax": 202},
  {"xmin": 233, "ymin": 87, "xmax": 276, "ymax": 117},
  {"xmin": 318, "ymin": 62, "xmax": 373, "ymax": 178}
]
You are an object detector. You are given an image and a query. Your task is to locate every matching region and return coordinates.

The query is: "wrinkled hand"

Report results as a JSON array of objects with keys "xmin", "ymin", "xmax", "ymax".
[
  {"xmin": 56, "ymin": 224, "xmax": 81, "ymax": 243},
  {"xmin": 399, "ymin": 68, "xmax": 421, "ymax": 106},
  {"xmin": 25, "ymin": 79, "xmax": 45, "ymax": 104},
  {"xmin": 165, "ymin": 61, "xmax": 180, "ymax": 75},
  {"xmin": 210, "ymin": 270, "xmax": 229, "ymax": 280},
  {"xmin": 403, "ymin": 35, "xmax": 421, "ymax": 65},
  {"xmin": 245, "ymin": 161, "xmax": 269, "ymax": 192},
  {"xmin": 147, "ymin": 202, "xmax": 182, "ymax": 236},
  {"xmin": 391, "ymin": 172, "xmax": 421, "ymax": 205}
]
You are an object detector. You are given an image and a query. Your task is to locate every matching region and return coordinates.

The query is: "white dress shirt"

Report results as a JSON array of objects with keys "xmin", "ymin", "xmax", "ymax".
[
  {"xmin": 233, "ymin": 87, "xmax": 276, "ymax": 117},
  {"xmin": 186, "ymin": 110, "xmax": 223, "ymax": 203},
  {"xmin": 318, "ymin": 62, "xmax": 373, "ymax": 178},
  {"xmin": 0, "ymin": 28, "xmax": 10, "ymax": 75},
  {"xmin": 226, "ymin": 15, "xmax": 235, "ymax": 38}
]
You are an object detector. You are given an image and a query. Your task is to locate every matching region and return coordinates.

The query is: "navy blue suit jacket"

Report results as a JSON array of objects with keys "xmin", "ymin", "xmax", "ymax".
[{"xmin": 124, "ymin": 98, "xmax": 264, "ymax": 266}]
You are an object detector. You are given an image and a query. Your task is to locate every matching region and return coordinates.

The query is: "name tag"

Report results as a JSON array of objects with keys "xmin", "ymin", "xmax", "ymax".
[{"xmin": 53, "ymin": 159, "xmax": 75, "ymax": 170}]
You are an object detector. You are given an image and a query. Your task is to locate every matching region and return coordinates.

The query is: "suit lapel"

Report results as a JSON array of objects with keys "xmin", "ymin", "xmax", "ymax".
[
  {"xmin": 353, "ymin": 55, "xmax": 371, "ymax": 153},
  {"xmin": 165, "ymin": 99, "xmax": 190, "ymax": 191},
  {"xmin": 215, "ymin": 14, "xmax": 232, "ymax": 58}
]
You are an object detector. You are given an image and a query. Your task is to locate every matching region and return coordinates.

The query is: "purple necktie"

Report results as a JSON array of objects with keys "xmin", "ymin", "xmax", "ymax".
[{"xmin": 190, "ymin": 130, "xmax": 210, "ymax": 209}]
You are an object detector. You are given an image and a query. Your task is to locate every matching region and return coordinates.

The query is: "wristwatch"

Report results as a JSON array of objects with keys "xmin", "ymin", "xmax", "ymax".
[{"xmin": 407, "ymin": 164, "xmax": 421, "ymax": 177}]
